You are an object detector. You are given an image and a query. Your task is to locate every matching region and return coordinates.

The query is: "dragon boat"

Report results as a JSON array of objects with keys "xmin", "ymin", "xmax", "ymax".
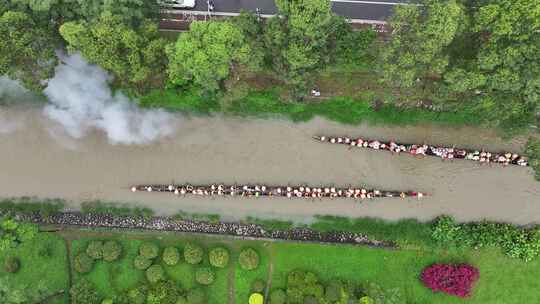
[
  {"xmin": 130, "ymin": 184, "xmax": 426, "ymax": 200},
  {"xmin": 314, "ymin": 135, "xmax": 529, "ymax": 167}
]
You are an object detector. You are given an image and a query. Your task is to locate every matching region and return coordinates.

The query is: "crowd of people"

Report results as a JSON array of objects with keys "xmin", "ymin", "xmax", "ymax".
[
  {"xmin": 131, "ymin": 184, "xmax": 425, "ymax": 200},
  {"xmin": 316, "ymin": 136, "xmax": 529, "ymax": 166}
]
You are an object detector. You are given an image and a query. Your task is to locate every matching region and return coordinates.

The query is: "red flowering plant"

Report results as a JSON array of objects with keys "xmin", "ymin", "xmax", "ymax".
[{"xmin": 420, "ymin": 264, "xmax": 479, "ymax": 298}]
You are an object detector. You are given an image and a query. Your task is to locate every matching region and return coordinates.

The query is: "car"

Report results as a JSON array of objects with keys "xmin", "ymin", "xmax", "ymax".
[{"xmin": 160, "ymin": 0, "xmax": 196, "ymax": 9}]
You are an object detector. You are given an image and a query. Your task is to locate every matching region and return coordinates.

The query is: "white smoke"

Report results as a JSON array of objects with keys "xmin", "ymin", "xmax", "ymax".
[{"xmin": 43, "ymin": 53, "xmax": 176, "ymax": 144}]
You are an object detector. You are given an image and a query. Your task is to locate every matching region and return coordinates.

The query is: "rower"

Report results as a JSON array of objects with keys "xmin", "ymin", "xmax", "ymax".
[
  {"xmin": 131, "ymin": 187, "xmax": 137, "ymax": 192},
  {"xmin": 147, "ymin": 186, "xmax": 152, "ymax": 192},
  {"xmin": 168, "ymin": 185, "xmax": 174, "ymax": 191}
]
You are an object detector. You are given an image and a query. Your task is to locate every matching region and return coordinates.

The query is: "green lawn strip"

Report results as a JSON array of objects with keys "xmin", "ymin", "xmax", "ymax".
[
  {"xmin": 0, "ymin": 232, "xmax": 69, "ymax": 303},
  {"xmin": 269, "ymin": 242, "xmax": 540, "ymax": 304},
  {"xmin": 232, "ymin": 241, "xmax": 270, "ymax": 304}
]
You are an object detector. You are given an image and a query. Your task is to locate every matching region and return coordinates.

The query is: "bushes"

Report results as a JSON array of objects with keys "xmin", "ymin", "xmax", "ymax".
[
  {"xmin": 184, "ymin": 243, "xmax": 204, "ymax": 265},
  {"xmin": 74, "ymin": 253, "xmax": 94, "ymax": 273},
  {"xmin": 195, "ymin": 267, "xmax": 215, "ymax": 285},
  {"xmin": 146, "ymin": 264, "xmax": 165, "ymax": 284},
  {"xmin": 239, "ymin": 248, "xmax": 259, "ymax": 270},
  {"xmin": 134, "ymin": 255, "xmax": 153, "ymax": 270},
  {"xmin": 209, "ymin": 247, "xmax": 229, "ymax": 268},
  {"xmin": 70, "ymin": 279, "xmax": 101, "ymax": 304},
  {"xmin": 140, "ymin": 242, "xmax": 159, "ymax": 259},
  {"xmin": 86, "ymin": 241, "xmax": 104, "ymax": 260},
  {"xmin": 102, "ymin": 241, "xmax": 122, "ymax": 262},
  {"xmin": 0, "ymin": 217, "xmax": 38, "ymax": 251},
  {"xmin": 421, "ymin": 264, "xmax": 479, "ymax": 298},
  {"xmin": 163, "ymin": 246, "xmax": 180, "ymax": 266},
  {"xmin": 4, "ymin": 256, "xmax": 20, "ymax": 273},
  {"xmin": 432, "ymin": 216, "xmax": 540, "ymax": 261},
  {"xmin": 524, "ymin": 137, "xmax": 540, "ymax": 181},
  {"xmin": 270, "ymin": 289, "xmax": 287, "ymax": 304}
]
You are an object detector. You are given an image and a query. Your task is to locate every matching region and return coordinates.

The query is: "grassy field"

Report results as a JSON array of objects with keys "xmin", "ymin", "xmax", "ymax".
[
  {"xmin": 0, "ymin": 232, "xmax": 69, "ymax": 304},
  {"xmin": 56, "ymin": 228, "xmax": 540, "ymax": 304}
]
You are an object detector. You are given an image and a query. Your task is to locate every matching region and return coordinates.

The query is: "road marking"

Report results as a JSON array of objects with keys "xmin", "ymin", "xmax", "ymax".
[{"xmin": 161, "ymin": 11, "xmax": 387, "ymax": 24}]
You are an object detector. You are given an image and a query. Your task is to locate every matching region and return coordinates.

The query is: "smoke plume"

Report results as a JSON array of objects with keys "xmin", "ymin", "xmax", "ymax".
[{"xmin": 43, "ymin": 53, "xmax": 176, "ymax": 144}]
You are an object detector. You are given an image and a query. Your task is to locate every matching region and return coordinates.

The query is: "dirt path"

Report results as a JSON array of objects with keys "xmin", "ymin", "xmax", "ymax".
[{"xmin": 1, "ymin": 107, "xmax": 539, "ymax": 224}]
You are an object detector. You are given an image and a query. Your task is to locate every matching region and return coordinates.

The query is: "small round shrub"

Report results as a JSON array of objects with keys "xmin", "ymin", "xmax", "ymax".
[
  {"xmin": 139, "ymin": 242, "xmax": 159, "ymax": 259},
  {"xmin": 74, "ymin": 252, "xmax": 94, "ymax": 273},
  {"xmin": 270, "ymin": 289, "xmax": 286, "ymax": 304},
  {"xmin": 146, "ymin": 264, "xmax": 165, "ymax": 284},
  {"xmin": 86, "ymin": 241, "xmax": 104, "ymax": 260},
  {"xmin": 102, "ymin": 241, "xmax": 122, "ymax": 262},
  {"xmin": 3, "ymin": 257, "xmax": 20, "ymax": 273},
  {"xmin": 184, "ymin": 243, "xmax": 203, "ymax": 265},
  {"xmin": 101, "ymin": 299, "xmax": 113, "ymax": 304},
  {"xmin": 134, "ymin": 255, "xmax": 152, "ymax": 270},
  {"xmin": 163, "ymin": 247, "xmax": 180, "ymax": 266},
  {"xmin": 187, "ymin": 288, "xmax": 206, "ymax": 304},
  {"xmin": 239, "ymin": 248, "xmax": 259, "ymax": 270},
  {"xmin": 421, "ymin": 263, "xmax": 479, "ymax": 298},
  {"xmin": 195, "ymin": 267, "xmax": 215, "ymax": 285},
  {"xmin": 127, "ymin": 286, "xmax": 148, "ymax": 304},
  {"xmin": 249, "ymin": 293, "xmax": 264, "ymax": 304},
  {"xmin": 359, "ymin": 296, "xmax": 375, "ymax": 304},
  {"xmin": 209, "ymin": 247, "xmax": 229, "ymax": 268},
  {"xmin": 251, "ymin": 279, "xmax": 266, "ymax": 293}
]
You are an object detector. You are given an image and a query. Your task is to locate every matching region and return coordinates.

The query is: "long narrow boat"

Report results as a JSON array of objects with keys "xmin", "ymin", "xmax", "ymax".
[
  {"xmin": 314, "ymin": 135, "xmax": 529, "ymax": 167},
  {"xmin": 130, "ymin": 184, "xmax": 426, "ymax": 200}
]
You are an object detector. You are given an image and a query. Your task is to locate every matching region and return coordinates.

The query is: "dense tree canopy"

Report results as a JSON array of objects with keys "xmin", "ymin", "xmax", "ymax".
[
  {"xmin": 166, "ymin": 20, "xmax": 256, "ymax": 92},
  {"xmin": 265, "ymin": 0, "xmax": 341, "ymax": 97},
  {"xmin": 379, "ymin": 0, "xmax": 464, "ymax": 93},
  {"xmin": 0, "ymin": 11, "xmax": 57, "ymax": 91},
  {"xmin": 60, "ymin": 15, "xmax": 168, "ymax": 92}
]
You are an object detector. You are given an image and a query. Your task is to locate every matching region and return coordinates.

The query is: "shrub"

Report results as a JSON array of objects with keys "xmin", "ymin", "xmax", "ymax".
[
  {"xmin": 195, "ymin": 267, "xmax": 215, "ymax": 285},
  {"xmin": 251, "ymin": 279, "xmax": 266, "ymax": 293},
  {"xmin": 86, "ymin": 241, "xmax": 104, "ymax": 260},
  {"xmin": 249, "ymin": 293, "xmax": 264, "ymax": 304},
  {"xmin": 359, "ymin": 296, "xmax": 374, "ymax": 304},
  {"xmin": 4, "ymin": 256, "xmax": 20, "ymax": 273},
  {"xmin": 147, "ymin": 280, "xmax": 182, "ymax": 304},
  {"xmin": 524, "ymin": 137, "xmax": 540, "ymax": 181},
  {"xmin": 184, "ymin": 243, "xmax": 204, "ymax": 265},
  {"xmin": 239, "ymin": 248, "xmax": 259, "ymax": 270},
  {"xmin": 162, "ymin": 247, "xmax": 180, "ymax": 266},
  {"xmin": 270, "ymin": 289, "xmax": 287, "ymax": 304},
  {"xmin": 146, "ymin": 265, "xmax": 166, "ymax": 284},
  {"xmin": 431, "ymin": 216, "xmax": 461, "ymax": 243},
  {"xmin": 209, "ymin": 247, "xmax": 229, "ymax": 268},
  {"xmin": 127, "ymin": 285, "xmax": 148, "ymax": 304},
  {"xmin": 187, "ymin": 288, "xmax": 206, "ymax": 304},
  {"xmin": 325, "ymin": 281, "xmax": 343, "ymax": 302},
  {"xmin": 101, "ymin": 299, "xmax": 113, "ymax": 304},
  {"xmin": 70, "ymin": 279, "xmax": 101, "ymax": 304},
  {"xmin": 421, "ymin": 264, "xmax": 479, "ymax": 298},
  {"xmin": 74, "ymin": 252, "xmax": 94, "ymax": 273},
  {"xmin": 102, "ymin": 241, "xmax": 122, "ymax": 262},
  {"xmin": 139, "ymin": 242, "xmax": 159, "ymax": 259},
  {"xmin": 134, "ymin": 255, "xmax": 153, "ymax": 270}
]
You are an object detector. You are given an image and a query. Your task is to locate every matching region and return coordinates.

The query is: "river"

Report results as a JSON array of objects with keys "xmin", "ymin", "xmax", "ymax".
[{"xmin": 1, "ymin": 106, "xmax": 539, "ymax": 224}]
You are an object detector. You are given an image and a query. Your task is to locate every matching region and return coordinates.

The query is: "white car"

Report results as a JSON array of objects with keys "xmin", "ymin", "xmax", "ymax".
[{"xmin": 160, "ymin": 0, "xmax": 196, "ymax": 9}]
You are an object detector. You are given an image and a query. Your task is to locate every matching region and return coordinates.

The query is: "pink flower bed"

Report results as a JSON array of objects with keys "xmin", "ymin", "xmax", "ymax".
[{"xmin": 421, "ymin": 264, "xmax": 479, "ymax": 298}]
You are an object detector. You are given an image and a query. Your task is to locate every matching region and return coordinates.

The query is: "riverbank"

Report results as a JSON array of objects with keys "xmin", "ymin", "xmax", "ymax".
[{"xmin": 1, "ymin": 107, "xmax": 539, "ymax": 224}]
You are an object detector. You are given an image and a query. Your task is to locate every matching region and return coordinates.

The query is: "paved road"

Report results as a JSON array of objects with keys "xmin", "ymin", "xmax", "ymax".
[{"xmin": 173, "ymin": 0, "xmax": 413, "ymax": 22}]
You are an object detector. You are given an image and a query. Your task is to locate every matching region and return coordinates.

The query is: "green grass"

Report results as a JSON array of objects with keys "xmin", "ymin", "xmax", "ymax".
[
  {"xmin": 233, "ymin": 242, "xmax": 271, "ymax": 304},
  {"xmin": 139, "ymin": 87, "xmax": 220, "ymax": 113},
  {"xmin": 0, "ymin": 232, "xmax": 69, "ymax": 303}
]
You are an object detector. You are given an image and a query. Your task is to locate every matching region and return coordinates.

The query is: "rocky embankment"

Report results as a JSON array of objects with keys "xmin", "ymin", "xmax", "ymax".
[{"xmin": 18, "ymin": 212, "xmax": 395, "ymax": 248}]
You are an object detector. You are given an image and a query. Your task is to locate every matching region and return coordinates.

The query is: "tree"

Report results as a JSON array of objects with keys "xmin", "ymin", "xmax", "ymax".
[
  {"xmin": 59, "ymin": 14, "xmax": 169, "ymax": 93},
  {"xmin": 0, "ymin": 278, "xmax": 52, "ymax": 304},
  {"xmin": 0, "ymin": 11, "xmax": 57, "ymax": 92},
  {"xmin": 146, "ymin": 280, "xmax": 182, "ymax": 304},
  {"xmin": 195, "ymin": 267, "xmax": 215, "ymax": 285},
  {"xmin": 146, "ymin": 264, "xmax": 165, "ymax": 284},
  {"xmin": 162, "ymin": 246, "xmax": 180, "ymax": 266},
  {"xmin": 183, "ymin": 243, "xmax": 204, "ymax": 265},
  {"xmin": 86, "ymin": 241, "xmax": 104, "ymax": 260},
  {"xmin": 70, "ymin": 279, "xmax": 101, "ymax": 304},
  {"xmin": 209, "ymin": 247, "xmax": 229, "ymax": 268},
  {"xmin": 264, "ymin": 0, "xmax": 340, "ymax": 98},
  {"xmin": 238, "ymin": 248, "xmax": 259, "ymax": 270},
  {"xmin": 166, "ymin": 20, "xmax": 255, "ymax": 93},
  {"xmin": 138, "ymin": 242, "xmax": 159, "ymax": 259},
  {"xmin": 378, "ymin": 0, "xmax": 464, "ymax": 99},
  {"xmin": 134, "ymin": 255, "xmax": 153, "ymax": 270},
  {"xmin": 74, "ymin": 253, "xmax": 95, "ymax": 273},
  {"xmin": 102, "ymin": 240, "xmax": 122, "ymax": 262},
  {"xmin": 444, "ymin": 0, "xmax": 540, "ymax": 130}
]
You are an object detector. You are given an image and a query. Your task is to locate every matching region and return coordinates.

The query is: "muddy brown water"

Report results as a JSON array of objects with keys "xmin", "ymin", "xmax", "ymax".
[{"xmin": 1, "ymin": 106, "xmax": 539, "ymax": 224}]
